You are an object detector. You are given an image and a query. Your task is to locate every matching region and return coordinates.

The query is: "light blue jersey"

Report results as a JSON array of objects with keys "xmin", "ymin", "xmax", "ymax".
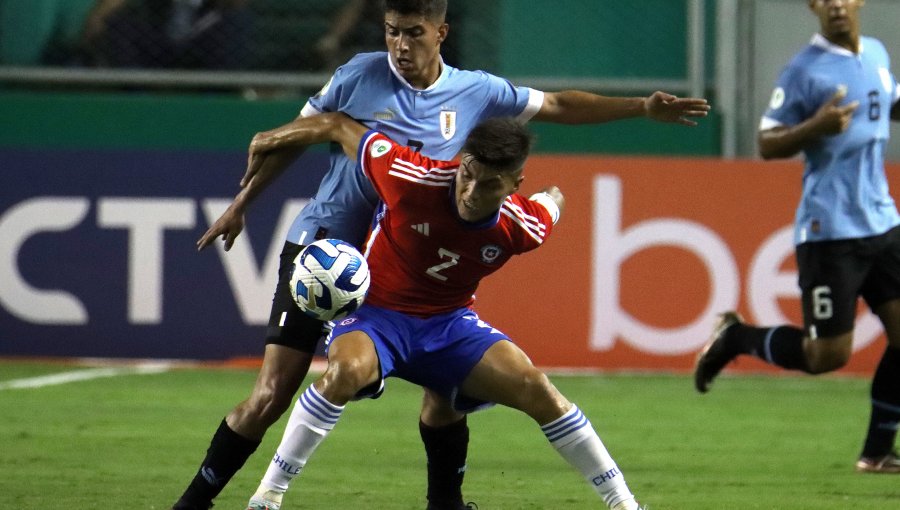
[
  {"xmin": 286, "ymin": 52, "xmax": 543, "ymax": 247},
  {"xmin": 760, "ymin": 34, "xmax": 900, "ymax": 245}
]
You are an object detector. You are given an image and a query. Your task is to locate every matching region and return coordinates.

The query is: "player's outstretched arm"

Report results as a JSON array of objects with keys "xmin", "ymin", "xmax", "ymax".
[
  {"xmin": 533, "ymin": 90, "xmax": 710, "ymax": 126},
  {"xmin": 197, "ymin": 114, "xmax": 371, "ymax": 251},
  {"xmin": 197, "ymin": 148, "xmax": 303, "ymax": 252},
  {"xmin": 248, "ymin": 112, "xmax": 369, "ymax": 161},
  {"xmin": 240, "ymin": 112, "xmax": 368, "ymax": 187}
]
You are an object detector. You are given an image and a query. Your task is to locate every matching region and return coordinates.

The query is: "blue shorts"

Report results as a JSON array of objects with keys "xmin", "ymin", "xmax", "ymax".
[{"xmin": 326, "ymin": 305, "xmax": 509, "ymax": 412}]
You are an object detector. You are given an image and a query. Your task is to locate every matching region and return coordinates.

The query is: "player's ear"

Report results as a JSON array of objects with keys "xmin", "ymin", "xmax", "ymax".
[
  {"xmin": 513, "ymin": 174, "xmax": 525, "ymax": 192},
  {"xmin": 437, "ymin": 23, "xmax": 449, "ymax": 43}
]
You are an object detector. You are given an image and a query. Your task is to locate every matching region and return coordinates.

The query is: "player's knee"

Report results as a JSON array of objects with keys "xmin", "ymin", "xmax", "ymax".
[
  {"xmin": 318, "ymin": 357, "xmax": 377, "ymax": 403},
  {"xmin": 516, "ymin": 370, "xmax": 566, "ymax": 419},
  {"xmin": 805, "ymin": 337, "xmax": 852, "ymax": 374},
  {"xmin": 420, "ymin": 389, "xmax": 462, "ymax": 426},
  {"xmin": 806, "ymin": 352, "xmax": 850, "ymax": 373}
]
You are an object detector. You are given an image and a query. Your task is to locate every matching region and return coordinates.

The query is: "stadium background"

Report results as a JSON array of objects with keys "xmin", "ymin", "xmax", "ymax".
[{"xmin": 2, "ymin": 0, "xmax": 900, "ymax": 374}]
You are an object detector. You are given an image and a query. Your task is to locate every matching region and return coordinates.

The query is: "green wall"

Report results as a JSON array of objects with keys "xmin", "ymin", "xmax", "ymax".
[
  {"xmin": 0, "ymin": 91, "xmax": 298, "ymax": 151},
  {"xmin": 498, "ymin": 0, "xmax": 687, "ymax": 78}
]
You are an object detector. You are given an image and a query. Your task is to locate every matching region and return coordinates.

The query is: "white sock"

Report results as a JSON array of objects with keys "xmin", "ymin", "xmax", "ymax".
[
  {"xmin": 255, "ymin": 385, "xmax": 344, "ymax": 497},
  {"xmin": 542, "ymin": 405, "xmax": 638, "ymax": 510}
]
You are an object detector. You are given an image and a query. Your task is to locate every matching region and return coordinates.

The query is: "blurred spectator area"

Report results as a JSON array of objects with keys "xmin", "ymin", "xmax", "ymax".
[
  {"xmin": 0, "ymin": 0, "xmax": 392, "ymax": 71},
  {"xmin": 0, "ymin": 0, "xmax": 702, "ymax": 97},
  {"xmin": 0, "ymin": 1, "xmax": 696, "ymax": 76}
]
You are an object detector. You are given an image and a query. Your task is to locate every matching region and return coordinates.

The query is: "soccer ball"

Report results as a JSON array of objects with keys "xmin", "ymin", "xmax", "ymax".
[{"xmin": 289, "ymin": 239, "xmax": 370, "ymax": 321}]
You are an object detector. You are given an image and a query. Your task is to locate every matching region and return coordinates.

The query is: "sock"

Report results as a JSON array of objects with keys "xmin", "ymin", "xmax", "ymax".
[
  {"xmin": 542, "ymin": 405, "xmax": 637, "ymax": 510},
  {"xmin": 254, "ymin": 385, "xmax": 344, "ymax": 498},
  {"xmin": 862, "ymin": 347, "xmax": 900, "ymax": 458},
  {"xmin": 733, "ymin": 324, "xmax": 808, "ymax": 371},
  {"xmin": 420, "ymin": 417, "xmax": 469, "ymax": 509},
  {"xmin": 173, "ymin": 419, "xmax": 260, "ymax": 510}
]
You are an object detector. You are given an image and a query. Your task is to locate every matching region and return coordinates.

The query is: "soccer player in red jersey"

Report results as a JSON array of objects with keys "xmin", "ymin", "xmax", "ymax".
[{"xmin": 242, "ymin": 112, "xmax": 646, "ymax": 510}]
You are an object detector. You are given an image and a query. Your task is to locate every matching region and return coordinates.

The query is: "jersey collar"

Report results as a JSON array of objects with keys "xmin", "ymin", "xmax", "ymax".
[
  {"xmin": 386, "ymin": 53, "xmax": 449, "ymax": 92},
  {"xmin": 810, "ymin": 32, "xmax": 863, "ymax": 57}
]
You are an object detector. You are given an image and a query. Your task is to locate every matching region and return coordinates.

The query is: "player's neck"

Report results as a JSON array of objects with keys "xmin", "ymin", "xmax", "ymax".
[
  {"xmin": 410, "ymin": 59, "xmax": 442, "ymax": 90},
  {"xmin": 823, "ymin": 30, "xmax": 860, "ymax": 54}
]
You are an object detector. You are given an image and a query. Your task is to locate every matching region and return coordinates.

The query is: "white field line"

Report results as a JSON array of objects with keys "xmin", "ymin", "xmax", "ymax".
[{"xmin": 0, "ymin": 364, "xmax": 171, "ymax": 390}]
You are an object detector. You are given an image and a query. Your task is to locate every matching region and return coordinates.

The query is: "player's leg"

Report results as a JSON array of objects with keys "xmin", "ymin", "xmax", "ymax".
[
  {"xmin": 857, "ymin": 297, "xmax": 900, "ymax": 472},
  {"xmin": 857, "ymin": 228, "xmax": 900, "ymax": 472},
  {"xmin": 695, "ymin": 239, "xmax": 861, "ymax": 392},
  {"xmin": 173, "ymin": 242, "xmax": 323, "ymax": 510},
  {"xmin": 419, "ymin": 389, "xmax": 470, "ymax": 510},
  {"xmin": 248, "ymin": 329, "xmax": 382, "ymax": 509},
  {"xmin": 460, "ymin": 340, "xmax": 641, "ymax": 510}
]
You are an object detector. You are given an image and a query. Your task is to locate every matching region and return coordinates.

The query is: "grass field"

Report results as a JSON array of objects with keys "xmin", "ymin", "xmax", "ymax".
[{"xmin": 2, "ymin": 360, "xmax": 899, "ymax": 510}]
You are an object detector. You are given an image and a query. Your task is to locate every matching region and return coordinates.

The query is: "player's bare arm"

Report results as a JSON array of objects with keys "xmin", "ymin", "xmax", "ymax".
[
  {"xmin": 240, "ymin": 109, "xmax": 365, "ymax": 188},
  {"xmin": 198, "ymin": 115, "xmax": 368, "ymax": 252},
  {"xmin": 197, "ymin": 148, "xmax": 303, "ymax": 252},
  {"xmin": 533, "ymin": 90, "xmax": 710, "ymax": 126},
  {"xmin": 249, "ymin": 112, "xmax": 368, "ymax": 161},
  {"xmin": 758, "ymin": 88, "xmax": 859, "ymax": 160}
]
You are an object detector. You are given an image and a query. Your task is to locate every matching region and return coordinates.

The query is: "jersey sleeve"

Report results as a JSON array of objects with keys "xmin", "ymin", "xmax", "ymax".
[
  {"xmin": 358, "ymin": 131, "xmax": 396, "ymax": 201},
  {"xmin": 891, "ymin": 69, "xmax": 900, "ymax": 106},
  {"xmin": 760, "ymin": 63, "xmax": 813, "ymax": 131},
  {"xmin": 358, "ymin": 131, "xmax": 433, "ymax": 208},
  {"xmin": 301, "ymin": 72, "xmax": 338, "ymax": 117},
  {"xmin": 868, "ymin": 37, "xmax": 900, "ymax": 106},
  {"xmin": 503, "ymin": 194, "xmax": 555, "ymax": 253},
  {"xmin": 359, "ymin": 131, "xmax": 455, "ymax": 213},
  {"xmin": 476, "ymin": 71, "xmax": 543, "ymax": 123},
  {"xmin": 528, "ymin": 192, "xmax": 561, "ymax": 225},
  {"xmin": 300, "ymin": 54, "xmax": 372, "ymax": 117}
]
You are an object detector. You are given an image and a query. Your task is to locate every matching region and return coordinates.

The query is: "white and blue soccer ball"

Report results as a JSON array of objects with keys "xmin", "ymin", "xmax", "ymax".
[{"xmin": 289, "ymin": 239, "xmax": 370, "ymax": 321}]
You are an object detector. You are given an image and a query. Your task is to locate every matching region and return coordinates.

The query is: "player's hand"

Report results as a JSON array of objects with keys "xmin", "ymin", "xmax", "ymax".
[
  {"xmin": 811, "ymin": 87, "xmax": 859, "ymax": 136},
  {"xmin": 645, "ymin": 91, "xmax": 711, "ymax": 126},
  {"xmin": 197, "ymin": 205, "xmax": 245, "ymax": 252}
]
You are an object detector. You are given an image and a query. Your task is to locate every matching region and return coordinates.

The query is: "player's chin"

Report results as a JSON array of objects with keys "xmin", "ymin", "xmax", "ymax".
[
  {"xmin": 394, "ymin": 57, "xmax": 415, "ymax": 72},
  {"xmin": 458, "ymin": 203, "xmax": 486, "ymax": 222}
]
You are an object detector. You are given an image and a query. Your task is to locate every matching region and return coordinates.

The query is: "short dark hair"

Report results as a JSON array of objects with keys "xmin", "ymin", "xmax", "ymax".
[
  {"xmin": 462, "ymin": 118, "xmax": 533, "ymax": 173},
  {"xmin": 382, "ymin": 0, "xmax": 447, "ymax": 22}
]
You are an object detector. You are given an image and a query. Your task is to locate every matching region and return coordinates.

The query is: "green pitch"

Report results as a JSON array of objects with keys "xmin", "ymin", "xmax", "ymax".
[{"xmin": 2, "ymin": 361, "xmax": 898, "ymax": 509}]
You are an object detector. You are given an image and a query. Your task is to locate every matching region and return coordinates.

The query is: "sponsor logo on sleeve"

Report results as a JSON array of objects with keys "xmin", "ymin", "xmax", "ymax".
[
  {"xmin": 769, "ymin": 87, "xmax": 785, "ymax": 110},
  {"xmin": 370, "ymin": 140, "xmax": 392, "ymax": 158}
]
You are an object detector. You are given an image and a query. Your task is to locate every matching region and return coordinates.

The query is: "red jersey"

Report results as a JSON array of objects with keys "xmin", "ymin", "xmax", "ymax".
[{"xmin": 357, "ymin": 131, "xmax": 554, "ymax": 316}]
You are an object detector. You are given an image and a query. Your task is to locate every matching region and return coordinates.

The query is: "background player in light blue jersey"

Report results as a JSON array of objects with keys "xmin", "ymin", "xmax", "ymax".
[
  {"xmin": 174, "ymin": 1, "xmax": 711, "ymax": 509},
  {"xmin": 695, "ymin": 0, "xmax": 900, "ymax": 474}
]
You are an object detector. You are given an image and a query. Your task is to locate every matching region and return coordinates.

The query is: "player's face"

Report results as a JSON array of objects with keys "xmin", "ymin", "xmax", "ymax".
[
  {"xmin": 384, "ymin": 11, "xmax": 448, "ymax": 89},
  {"xmin": 809, "ymin": 0, "xmax": 863, "ymax": 41},
  {"xmin": 455, "ymin": 156, "xmax": 524, "ymax": 223}
]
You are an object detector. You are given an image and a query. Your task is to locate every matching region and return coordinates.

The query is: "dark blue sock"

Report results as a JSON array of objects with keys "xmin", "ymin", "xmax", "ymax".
[
  {"xmin": 733, "ymin": 324, "xmax": 808, "ymax": 371},
  {"xmin": 862, "ymin": 347, "xmax": 900, "ymax": 458},
  {"xmin": 421, "ymin": 417, "xmax": 469, "ymax": 509},
  {"xmin": 173, "ymin": 419, "xmax": 260, "ymax": 509}
]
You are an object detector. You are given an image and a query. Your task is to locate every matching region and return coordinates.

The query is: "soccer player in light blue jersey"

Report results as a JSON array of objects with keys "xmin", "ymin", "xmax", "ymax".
[
  {"xmin": 695, "ymin": 0, "xmax": 900, "ymax": 474},
  {"xmin": 174, "ymin": 1, "xmax": 710, "ymax": 509}
]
